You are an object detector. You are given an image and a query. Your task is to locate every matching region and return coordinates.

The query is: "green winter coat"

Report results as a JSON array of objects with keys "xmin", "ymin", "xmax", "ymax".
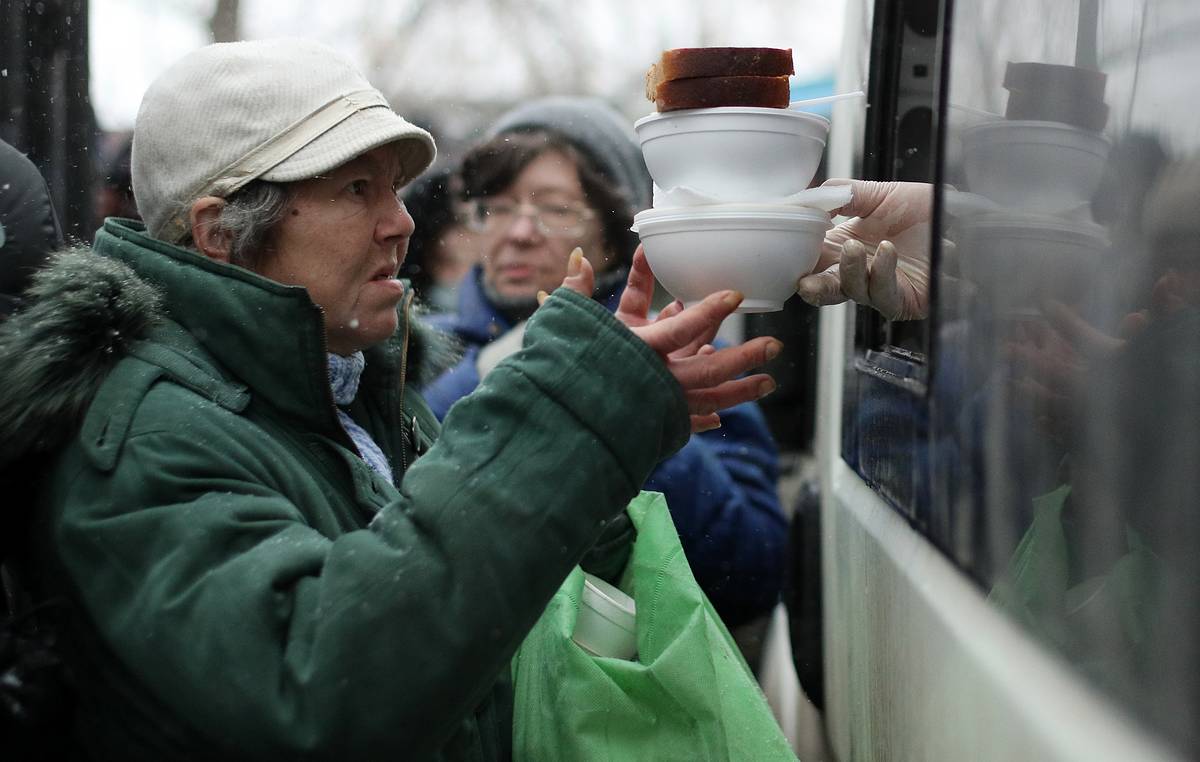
[{"xmin": 0, "ymin": 219, "xmax": 690, "ymax": 760}]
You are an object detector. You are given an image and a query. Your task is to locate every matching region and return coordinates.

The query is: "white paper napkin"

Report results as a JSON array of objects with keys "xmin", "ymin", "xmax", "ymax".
[{"xmin": 651, "ymin": 183, "xmax": 853, "ymax": 211}]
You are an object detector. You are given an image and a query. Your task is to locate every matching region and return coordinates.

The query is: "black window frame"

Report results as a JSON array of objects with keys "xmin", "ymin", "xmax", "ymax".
[{"xmin": 842, "ymin": 0, "xmax": 958, "ymax": 554}]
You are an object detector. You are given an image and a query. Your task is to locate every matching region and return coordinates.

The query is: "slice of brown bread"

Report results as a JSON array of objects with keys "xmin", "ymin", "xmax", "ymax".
[
  {"xmin": 645, "ymin": 47, "xmax": 793, "ymax": 101},
  {"xmin": 655, "ymin": 75, "xmax": 791, "ymax": 112}
]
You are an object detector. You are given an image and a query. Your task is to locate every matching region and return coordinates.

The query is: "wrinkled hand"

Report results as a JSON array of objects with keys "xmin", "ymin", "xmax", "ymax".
[
  {"xmin": 542, "ymin": 247, "xmax": 780, "ymax": 433},
  {"xmin": 796, "ymin": 179, "xmax": 934, "ymax": 320}
]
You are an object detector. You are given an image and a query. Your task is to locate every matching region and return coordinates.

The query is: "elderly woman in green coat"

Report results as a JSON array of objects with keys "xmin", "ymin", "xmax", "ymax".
[{"xmin": 0, "ymin": 39, "xmax": 779, "ymax": 760}]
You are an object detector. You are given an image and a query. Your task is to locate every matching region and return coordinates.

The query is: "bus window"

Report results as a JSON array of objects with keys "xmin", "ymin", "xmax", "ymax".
[
  {"xmin": 933, "ymin": 0, "xmax": 1199, "ymax": 754},
  {"xmin": 842, "ymin": 0, "xmax": 1199, "ymax": 754}
]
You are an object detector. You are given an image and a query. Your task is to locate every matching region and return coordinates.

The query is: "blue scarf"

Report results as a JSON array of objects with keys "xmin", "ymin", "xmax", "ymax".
[{"xmin": 327, "ymin": 351, "xmax": 394, "ymax": 486}]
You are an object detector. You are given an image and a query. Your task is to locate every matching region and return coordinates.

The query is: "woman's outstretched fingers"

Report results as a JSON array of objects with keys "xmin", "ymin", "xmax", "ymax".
[
  {"xmin": 633, "ymin": 289, "xmax": 743, "ymax": 356},
  {"xmin": 685, "ymin": 374, "xmax": 777, "ymax": 416},
  {"xmin": 655, "ymin": 300, "xmax": 685, "ymax": 322},
  {"xmin": 615, "ymin": 246, "xmax": 656, "ymax": 324},
  {"xmin": 560, "ymin": 247, "xmax": 594, "ymax": 297},
  {"xmin": 621, "ymin": 287, "xmax": 780, "ymax": 421},
  {"xmin": 668, "ymin": 336, "xmax": 781, "ymax": 390}
]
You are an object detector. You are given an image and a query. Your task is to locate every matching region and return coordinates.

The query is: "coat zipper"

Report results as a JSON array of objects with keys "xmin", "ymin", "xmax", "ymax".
[{"xmin": 397, "ymin": 287, "xmax": 414, "ymax": 473}]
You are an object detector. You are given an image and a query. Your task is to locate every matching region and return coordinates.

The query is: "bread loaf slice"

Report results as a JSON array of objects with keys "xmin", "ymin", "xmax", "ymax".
[
  {"xmin": 654, "ymin": 75, "xmax": 791, "ymax": 112},
  {"xmin": 645, "ymin": 47, "xmax": 793, "ymax": 101}
]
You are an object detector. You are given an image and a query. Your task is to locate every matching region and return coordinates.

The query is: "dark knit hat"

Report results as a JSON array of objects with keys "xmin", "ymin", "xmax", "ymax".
[{"xmin": 487, "ymin": 96, "xmax": 652, "ymax": 213}]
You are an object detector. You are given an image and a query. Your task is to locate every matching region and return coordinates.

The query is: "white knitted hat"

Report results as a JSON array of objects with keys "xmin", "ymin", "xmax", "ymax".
[{"xmin": 132, "ymin": 38, "xmax": 436, "ymax": 241}]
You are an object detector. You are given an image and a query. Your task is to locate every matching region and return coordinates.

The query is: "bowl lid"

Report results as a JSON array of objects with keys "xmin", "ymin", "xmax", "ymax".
[
  {"xmin": 961, "ymin": 211, "xmax": 1110, "ymax": 242},
  {"xmin": 633, "ymin": 202, "xmax": 832, "ymax": 231},
  {"xmin": 961, "ymin": 118, "xmax": 1111, "ymax": 148},
  {"xmin": 634, "ymin": 106, "xmax": 831, "ymax": 131}
]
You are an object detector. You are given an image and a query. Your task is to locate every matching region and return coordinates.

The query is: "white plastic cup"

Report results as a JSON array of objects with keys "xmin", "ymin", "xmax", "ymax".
[{"xmin": 572, "ymin": 573, "xmax": 638, "ymax": 660}]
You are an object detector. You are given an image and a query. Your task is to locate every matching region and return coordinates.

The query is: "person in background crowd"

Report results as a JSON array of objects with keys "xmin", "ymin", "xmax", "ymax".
[
  {"xmin": 0, "ymin": 39, "xmax": 779, "ymax": 759},
  {"xmin": 93, "ymin": 134, "xmax": 139, "ymax": 228},
  {"xmin": 0, "ymin": 138, "xmax": 63, "ymax": 319},
  {"xmin": 0, "ymin": 137, "xmax": 72, "ymax": 759},
  {"xmin": 421, "ymin": 96, "xmax": 787, "ymax": 627},
  {"xmin": 399, "ymin": 166, "xmax": 479, "ymax": 312}
]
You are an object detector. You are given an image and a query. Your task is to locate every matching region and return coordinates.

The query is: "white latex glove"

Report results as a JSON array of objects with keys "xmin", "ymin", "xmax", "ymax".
[
  {"xmin": 475, "ymin": 321, "xmax": 527, "ymax": 380},
  {"xmin": 796, "ymin": 179, "xmax": 934, "ymax": 321}
]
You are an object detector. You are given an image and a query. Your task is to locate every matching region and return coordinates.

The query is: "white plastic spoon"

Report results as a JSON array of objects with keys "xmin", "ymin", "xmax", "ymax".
[{"xmin": 788, "ymin": 90, "xmax": 865, "ymax": 110}]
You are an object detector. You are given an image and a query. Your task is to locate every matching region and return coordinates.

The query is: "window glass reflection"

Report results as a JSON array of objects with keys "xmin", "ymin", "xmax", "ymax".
[{"xmin": 937, "ymin": 0, "xmax": 1200, "ymax": 753}]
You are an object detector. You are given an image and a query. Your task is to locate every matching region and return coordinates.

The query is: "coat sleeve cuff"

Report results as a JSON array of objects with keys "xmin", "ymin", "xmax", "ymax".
[{"xmin": 511, "ymin": 287, "xmax": 691, "ymax": 487}]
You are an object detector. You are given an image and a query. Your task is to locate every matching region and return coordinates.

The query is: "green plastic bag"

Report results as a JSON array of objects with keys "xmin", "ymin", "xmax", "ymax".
[{"xmin": 512, "ymin": 492, "xmax": 798, "ymax": 761}]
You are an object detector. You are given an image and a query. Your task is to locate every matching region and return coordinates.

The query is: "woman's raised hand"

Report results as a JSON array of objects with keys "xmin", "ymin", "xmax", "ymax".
[{"xmin": 545, "ymin": 247, "xmax": 780, "ymax": 432}]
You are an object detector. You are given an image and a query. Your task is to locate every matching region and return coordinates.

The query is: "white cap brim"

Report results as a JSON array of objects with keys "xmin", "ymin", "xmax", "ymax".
[{"xmin": 261, "ymin": 103, "xmax": 436, "ymax": 188}]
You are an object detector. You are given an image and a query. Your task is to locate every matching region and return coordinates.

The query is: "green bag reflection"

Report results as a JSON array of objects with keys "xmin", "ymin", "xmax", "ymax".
[{"xmin": 512, "ymin": 492, "xmax": 798, "ymax": 761}]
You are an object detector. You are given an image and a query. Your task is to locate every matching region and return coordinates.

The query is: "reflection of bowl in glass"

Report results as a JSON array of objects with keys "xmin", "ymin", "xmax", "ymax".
[
  {"xmin": 957, "ymin": 212, "xmax": 1110, "ymax": 311},
  {"xmin": 632, "ymin": 204, "xmax": 831, "ymax": 313},
  {"xmin": 634, "ymin": 107, "xmax": 830, "ymax": 201},
  {"xmin": 1003, "ymin": 62, "xmax": 1107, "ymax": 102},
  {"xmin": 961, "ymin": 120, "xmax": 1110, "ymax": 214},
  {"xmin": 1004, "ymin": 88, "xmax": 1109, "ymax": 133}
]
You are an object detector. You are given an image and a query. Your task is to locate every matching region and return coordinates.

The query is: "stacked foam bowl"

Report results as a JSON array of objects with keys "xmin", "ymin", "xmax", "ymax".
[
  {"xmin": 632, "ymin": 107, "xmax": 833, "ymax": 313},
  {"xmin": 951, "ymin": 61, "xmax": 1113, "ymax": 314}
]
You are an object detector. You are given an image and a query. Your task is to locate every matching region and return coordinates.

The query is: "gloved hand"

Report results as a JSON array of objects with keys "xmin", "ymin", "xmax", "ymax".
[
  {"xmin": 796, "ymin": 179, "xmax": 934, "ymax": 320},
  {"xmin": 475, "ymin": 321, "xmax": 527, "ymax": 379}
]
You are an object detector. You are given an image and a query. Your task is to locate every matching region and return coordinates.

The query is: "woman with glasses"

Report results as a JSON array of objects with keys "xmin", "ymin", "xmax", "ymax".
[
  {"xmin": 398, "ymin": 167, "xmax": 481, "ymax": 313},
  {"xmin": 422, "ymin": 97, "xmax": 787, "ymax": 628}
]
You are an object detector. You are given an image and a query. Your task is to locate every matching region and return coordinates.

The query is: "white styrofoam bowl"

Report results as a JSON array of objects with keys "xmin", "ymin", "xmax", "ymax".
[
  {"xmin": 634, "ymin": 107, "xmax": 830, "ymax": 201},
  {"xmin": 632, "ymin": 204, "xmax": 832, "ymax": 313},
  {"xmin": 961, "ymin": 120, "xmax": 1110, "ymax": 214}
]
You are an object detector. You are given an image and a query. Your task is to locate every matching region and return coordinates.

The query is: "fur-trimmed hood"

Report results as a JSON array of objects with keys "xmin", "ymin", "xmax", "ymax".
[
  {"xmin": 0, "ymin": 244, "xmax": 459, "ymax": 472},
  {"xmin": 0, "ymin": 248, "xmax": 164, "ymax": 469}
]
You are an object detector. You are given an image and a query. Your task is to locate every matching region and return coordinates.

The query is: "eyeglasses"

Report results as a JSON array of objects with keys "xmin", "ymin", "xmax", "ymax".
[{"xmin": 465, "ymin": 198, "xmax": 596, "ymax": 238}]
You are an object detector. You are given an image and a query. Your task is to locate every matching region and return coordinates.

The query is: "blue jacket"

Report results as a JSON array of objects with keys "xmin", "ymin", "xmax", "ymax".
[{"xmin": 423, "ymin": 267, "xmax": 786, "ymax": 625}]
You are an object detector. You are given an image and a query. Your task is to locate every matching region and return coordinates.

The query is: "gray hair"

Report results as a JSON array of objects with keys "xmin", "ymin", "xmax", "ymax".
[{"xmin": 179, "ymin": 180, "xmax": 291, "ymax": 270}]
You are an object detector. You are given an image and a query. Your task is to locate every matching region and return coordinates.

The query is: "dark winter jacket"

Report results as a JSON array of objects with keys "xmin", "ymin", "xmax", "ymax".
[
  {"xmin": 423, "ymin": 266, "xmax": 787, "ymax": 626},
  {"xmin": 0, "ymin": 218, "xmax": 690, "ymax": 760},
  {"xmin": 0, "ymin": 138, "xmax": 63, "ymax": 318}
]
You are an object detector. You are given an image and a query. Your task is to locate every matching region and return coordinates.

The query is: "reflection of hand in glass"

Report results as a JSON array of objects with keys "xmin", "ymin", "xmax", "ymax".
[
  {"xmin": 795, "ymin": 179, "xmax": 934, "ymax": 320},
  {"xmin": 1011, "ymin": 270, "xmax": 1200, "ymax": 442},
  {"xmin": 1007, "ymin": 302, "xmax": 1137, "ymax": 442}
]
